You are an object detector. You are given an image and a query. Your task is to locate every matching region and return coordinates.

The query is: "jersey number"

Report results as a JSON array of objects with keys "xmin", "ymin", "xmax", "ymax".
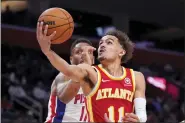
[
  {"xmin": 108, "ymin": 106, "xmax": 124, "ymax": 122},
  {"xmin": 80, "ymin": 106, "xmax": 88, "ymax": 121}
]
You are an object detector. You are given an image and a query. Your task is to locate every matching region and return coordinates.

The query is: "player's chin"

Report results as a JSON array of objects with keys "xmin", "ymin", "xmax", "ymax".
[
  {"xmin": 97, "ymin": 56, "xmax": 105, "ymax": 61},
  {"xmin": 79, "ymin": 60, "xmax": 84, "ymax": 64}
]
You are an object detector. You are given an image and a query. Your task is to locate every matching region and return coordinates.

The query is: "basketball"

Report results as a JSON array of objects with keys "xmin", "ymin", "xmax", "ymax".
[{"xmin": 38, "ymin": 8, "xmax": 74, "ymax": 44}]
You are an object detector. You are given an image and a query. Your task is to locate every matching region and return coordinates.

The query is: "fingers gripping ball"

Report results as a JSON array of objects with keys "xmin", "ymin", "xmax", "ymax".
[{"xmin": 38, "ymin": 8, "xmax": 74, "ymax": 44}]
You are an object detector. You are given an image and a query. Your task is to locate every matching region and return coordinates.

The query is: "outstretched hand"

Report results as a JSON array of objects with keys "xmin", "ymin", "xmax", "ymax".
[
  {"xmin": 36, "ymin": 22, "xmax": 56, "ymax": 55},
  {"xmin": 122, "ymin": 113, "xmax": 140, "ymax": 122},
  {"xmin": 104, "ymin": 113, "xmax": 140, "ymax": 123},
  {"xmin": 81, "ymin": 45, "xmax": 96, "ymax": 65},
  {"xmin": 104, "ymin": 113, "xmax": 113, "ymax": 123}
]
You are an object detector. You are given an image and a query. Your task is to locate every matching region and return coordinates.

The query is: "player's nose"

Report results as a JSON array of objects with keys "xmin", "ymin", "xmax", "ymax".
[
  {"xmin": 99, "ymin": 45, "xmax": 106, "ymax": 51},
  {"xmin": 99, "ymin": 42, "xmax": 106, "ymax": 47}
]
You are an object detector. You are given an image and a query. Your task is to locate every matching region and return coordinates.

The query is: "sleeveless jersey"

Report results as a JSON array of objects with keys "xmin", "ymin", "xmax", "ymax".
[
  {"xmin": 85, "ymin": 64, "xmax": 136, "ymax": 122},
  {"xmin": 45, "ymin": 87, "xmax": 88, "ymax": 123}
]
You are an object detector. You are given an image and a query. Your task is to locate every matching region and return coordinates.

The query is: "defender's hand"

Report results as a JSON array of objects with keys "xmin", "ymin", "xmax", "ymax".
[
  {"xmin": 104, "ymin": 113, "xmax": 113, "ymax": 123},
  {"xmin": 122, "ymin": 113, "xmax": 140, "ymax": 122},
  {"xmin": 36, "ymin": 22, "xmax": 56, "ymax": 55},
  {"xmin": 81, "ymin": 46, "xmax": 96, "ymax": 65}
]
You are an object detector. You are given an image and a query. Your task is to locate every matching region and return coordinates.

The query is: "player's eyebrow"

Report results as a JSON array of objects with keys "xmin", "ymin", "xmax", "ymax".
[
  {"xmin": 106, "ymin": 38, "xmax": 114, "ymax": 42},
  {"xmin": 99, "ymin": 37, "xmax": 115, "ymax": 45},
  {"xmin": 100, "ymin": 38, "xmax": 114, "ymax": 42}
]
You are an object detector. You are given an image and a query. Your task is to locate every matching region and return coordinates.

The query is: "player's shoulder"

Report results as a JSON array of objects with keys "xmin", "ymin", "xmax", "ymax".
[
  {"xmin": 133, "ymin": 70, "xmax": 145, "ymax": 78},
  {"xmin": 133, "ymin": 70, "xmax": 143, "ymax": 75},
  {"xmin": 133, "ymin": 70, "xmax": 146, "ymax": 86},
  {"xmin": 56, "ymin": 72, "xmax": 64, "ymax": 77},
  {"xmin": 122, "ymin": 67, "xmax": 143, "ymax": 78},
  {"xmin": 55, "ymin": 72, "xmax": 64, "ymax": 81},
  {"xmin": 55, "ymin": 72, "xmax": 70, "ymax": 83}
]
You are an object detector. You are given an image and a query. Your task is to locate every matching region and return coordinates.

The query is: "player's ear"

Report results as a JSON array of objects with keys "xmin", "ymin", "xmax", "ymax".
[
  {"xmin": 70, "ymin": 56, "xmax": 73, "ymax": 64},
  {"xmin": 119, "ymin": 49, "xmax": 126, "ymax": 57}
]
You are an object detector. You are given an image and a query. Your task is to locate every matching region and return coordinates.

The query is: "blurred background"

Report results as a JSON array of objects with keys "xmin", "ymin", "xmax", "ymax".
[{"xmin": 1, "ymin": 0, "xmax": 185, "ymax": 123}]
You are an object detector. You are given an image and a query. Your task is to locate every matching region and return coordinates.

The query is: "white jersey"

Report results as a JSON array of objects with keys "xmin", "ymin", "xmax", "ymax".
[{"xmin": 45, "ymin": 87, "xmax": 88, "ymax": 123}]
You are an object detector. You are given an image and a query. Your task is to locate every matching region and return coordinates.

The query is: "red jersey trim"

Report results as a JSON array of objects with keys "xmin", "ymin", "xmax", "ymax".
[
  {"xmin": 98, "ymin": 64, "xmax": 127, "ymax": 80},
  {"xmin": 130, "ymin": 69, "xmax": 136, "ymax": 93},
  {"xmin": 45, "ymin": 94, "xmax": 57, "ymax": 123},
  {"xmin": 86, "ymin": 66, "xmax": 102, "ymax": 97},
  {"xmin": 130, "ymin": 69, "xmax": 136, "ymax": 113},
  {"xmin": 85, "ymin": 66, "xmax": 102, "ymax": 122}
]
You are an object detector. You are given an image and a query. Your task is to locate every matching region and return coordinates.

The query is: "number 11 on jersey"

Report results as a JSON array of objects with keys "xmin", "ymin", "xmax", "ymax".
[
  {"xmin": 80, "ymin": 106, "xmax": 88, "ymax": 121},
  {"xmin": 108, "ymin": 106, "xmax": 124, "ymax": 122}
]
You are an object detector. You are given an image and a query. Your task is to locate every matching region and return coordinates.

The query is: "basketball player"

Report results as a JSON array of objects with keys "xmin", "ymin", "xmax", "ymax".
[
  {"xmin": 45, "ymin": 38, "xmax": 95, "ymax": 122},
  {"xmin": 37, "ymin": 22, "xmax": 147, "ymax": 122}
]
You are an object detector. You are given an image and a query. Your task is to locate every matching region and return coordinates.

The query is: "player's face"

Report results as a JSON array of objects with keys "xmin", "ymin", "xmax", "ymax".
[
  {"xmin": 98, "ymin": 35, "xmax": 124, "ymax": 63},
  {"xmin": 70, "ymin": 42, "xmax": 94, "ymax": 65}
]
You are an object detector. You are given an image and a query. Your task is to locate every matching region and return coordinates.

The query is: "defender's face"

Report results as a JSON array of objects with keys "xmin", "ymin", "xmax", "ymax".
[
  {"xmin": 98, "ymin": 35, "xmax": 123, "ymax": 62},
  {"xmin": 70, "ymin": 43, "xmax": 94, "ymax": 65}
]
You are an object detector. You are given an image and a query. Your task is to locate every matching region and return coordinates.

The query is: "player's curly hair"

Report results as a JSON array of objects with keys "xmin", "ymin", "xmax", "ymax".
[
  {"xmin": 70, "ymin": 38, "xmax": 92, "ymax": 55},
  {"xmin": 105, "ymin": 30, "xmax": 134, "ymax": 63}
]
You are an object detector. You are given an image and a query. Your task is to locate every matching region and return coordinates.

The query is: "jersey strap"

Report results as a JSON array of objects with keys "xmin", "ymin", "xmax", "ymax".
[{"xmin": 97, "ymin": 64, "xmax": 127, "ymax": 80}]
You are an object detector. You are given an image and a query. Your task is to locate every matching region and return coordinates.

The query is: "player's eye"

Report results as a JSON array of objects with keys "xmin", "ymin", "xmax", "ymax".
[
  {"xmin": 99, "ymin": 42, "xmax": 102, "ymax": 45},
  {"xmin": 89, "ymin": 51, "xmax": 93, "ymax": 54},
  {"xmin": 76, "ymin": 50, "xmax": 81, "ymax": 54},
  {"xmin": 107, "ymin": 41, "xmax": 112, "ymax": 44}
]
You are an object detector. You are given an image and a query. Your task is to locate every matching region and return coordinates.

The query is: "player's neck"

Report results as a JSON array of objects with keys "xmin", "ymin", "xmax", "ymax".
[{"xmin": 101, "ymin": 62, "xmax": 123, "ymax": 77}]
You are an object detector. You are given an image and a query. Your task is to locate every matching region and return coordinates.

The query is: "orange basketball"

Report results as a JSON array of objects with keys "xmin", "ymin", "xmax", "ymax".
[{"xmin": 38, "ymin": 8, "xmax": 74, "ymax": 44}]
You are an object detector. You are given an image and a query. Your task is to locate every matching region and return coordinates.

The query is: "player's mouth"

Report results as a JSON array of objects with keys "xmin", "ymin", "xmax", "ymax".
[
  {"xmin": 80, "ymin": 60, "xmax": 84, "ymax": 63},
  {"xmin": 79, "ymin": 59, "xmax": 84, "ymax": 63},
  {"xmin": 99, "ymin": 49, "xmax": 105, "ymax": 55}
]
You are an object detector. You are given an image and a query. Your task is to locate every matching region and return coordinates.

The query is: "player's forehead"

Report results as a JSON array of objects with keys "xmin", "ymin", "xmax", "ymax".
[
  {"xmin": 100, "ymin": 35, "xmax": 118, "ymax": 43},
  {"xmin": 75, "ymin": 42, "xmax": 91, "ymax": 48},
  {"xmin": 72, "ymin": 42, "xmax": 91, "ymax": 52}
]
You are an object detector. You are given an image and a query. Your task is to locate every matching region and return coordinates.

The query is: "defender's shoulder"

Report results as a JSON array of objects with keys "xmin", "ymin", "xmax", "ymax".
[{"xmin": 55, "ymin": 72, "xmax": 70, "ymax": 83}]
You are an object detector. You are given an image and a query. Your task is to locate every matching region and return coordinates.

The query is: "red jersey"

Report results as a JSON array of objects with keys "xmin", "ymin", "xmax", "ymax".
[{"xmin": 85, "ymin": 64, "xmax": 136, "ymax": 122}]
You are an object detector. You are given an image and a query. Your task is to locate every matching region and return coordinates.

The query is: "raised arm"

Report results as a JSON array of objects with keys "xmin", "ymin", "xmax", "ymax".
[
  {"xmin": 36, "ymin": 22, "xmax": 91, "ymax": 82},
  {"xmin": 46, "ymin": 50, "xmax": 87, "ymax": 82},
  {"xmin": 50, "ymin": 45, "xmax": 95, "ymax": 103}
]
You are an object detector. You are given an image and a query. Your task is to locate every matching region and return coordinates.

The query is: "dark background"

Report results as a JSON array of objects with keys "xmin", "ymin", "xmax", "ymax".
[{"xmin": 1, "ymin": 0, "xmax": 184, "ymax": 123}]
